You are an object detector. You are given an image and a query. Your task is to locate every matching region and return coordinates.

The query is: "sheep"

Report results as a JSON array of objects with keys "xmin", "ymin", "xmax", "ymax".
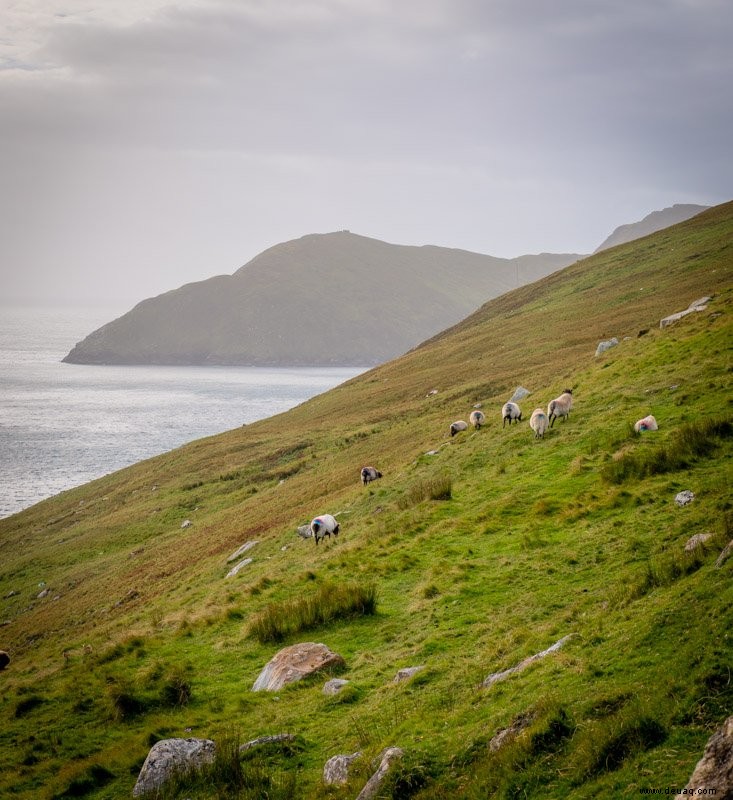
[
  {"xmin": 310, "ymin": 514, "xmax": 340, "ymax": 545},
  {"xmin": 469, "ymin": 410, "xmax": 485, "ymax": 429},
  {"xmin": 501, "ymin": 402, "xmax": 522, "ymax": 427},
  {"xmin": 449, "ymin": 420, "xmax": 469, "ymax": 437},
  {"xmin": 529, "ymin": 408, "xmax": 549, "ymax": 439},
  {"xmin": 361, "ymin": 466, "xmax": 382, "ymax": 486},
  {"xmin": 547, "ymin": 389, "xmax": 573, "ymax": 427},
  {"xmin": 634, "ymin": 414, "xmax": 658, "ymax": 433}
]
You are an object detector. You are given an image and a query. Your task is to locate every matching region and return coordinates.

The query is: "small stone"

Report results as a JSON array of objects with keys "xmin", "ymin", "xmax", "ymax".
[
  {"xmin": 510, "ymin": 386, "xmax": 531, "ymax": 402},
  {"xmin": 355, "ymin": 747, "xmax": 404, "ymax": 800},
  {"xmin": 181, "ymin": 520, "xmax": 192, "ymax": 529},
  {"xmin": 37, "ymin": 589, "xmax": 50, "ymax": 599},
  {"xmin": 225, "ymin": 558, "xmax": 253, "ymax": 578},
  {"xmin": 323, "ymin": 752, "xmax": 362, "ymax": 785},
  {"xmin": 595, "ymin": 337, "xmax": 619, "ymax": 356},
  {"xmin": 323, "ymin": 678, "xmax": 350, "ymax": 696},
  {"xmin": 685, "ymin": 533, "xmax": 713, "ymax": 552},
  {"xmin": 675, "ymin": 490, "xmax": 695, "ymax": 507},
  {"xmin": 239, "ymin": 734, "xmax": 296, "ymax": 752},
  {"xmin": 393, "ymin": 666, "xmax": 425, "ymax": 684},
  {"xmin": 226, "ymin": 541, "xmax": 259, "ymax": 563}
]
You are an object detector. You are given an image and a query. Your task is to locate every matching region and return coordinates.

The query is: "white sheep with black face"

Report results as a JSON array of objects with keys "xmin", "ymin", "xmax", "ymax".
[
  {"xmin": 361, "ymin": 466, "xmax": 382, "ymax": 486},
  {"xmin": 310, "ymin": 514, "xmax": 340, "ymax": 545},
  {"xmin": 501, "ymin": 402, "xmax": 522, "ymax": 427},
  {"xmin": 529, "ymin": 408, "xmax": 549, "ymax": 439},
  {"xmin": 548, "ymin": 389, "xmax": 573, "ymax": 427},
  {"xmin": 449, "ymin": 420, "xmax": 469, "ymax": 437},
  {"xmin": 469, "ymin": 410, "xmax": 485, "ymax": 429}
]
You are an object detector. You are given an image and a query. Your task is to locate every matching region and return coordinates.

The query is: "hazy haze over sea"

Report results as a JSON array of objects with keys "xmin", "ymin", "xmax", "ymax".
[{"xmin": 0, "ymin": 307, "xmax": 363, "ymax": 519}]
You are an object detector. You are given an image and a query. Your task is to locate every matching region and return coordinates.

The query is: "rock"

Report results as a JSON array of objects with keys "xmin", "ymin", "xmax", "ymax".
[
  {"xmin": 482, "ymin": 634, "xmax": 574, "ymax": 689},
  {"xmin": 355, "ymin": 747, "xmax": 404, "ymax": 800},
  {"xmin": 489, "ymin": 711, "xmax": 536, "ymax": 752},
  {"xmin": 685, "ymin": 533, "xmax": 713, "ymax": 552},
  {"xmin": 297, "ymin": 524, "xmax": 312, "ymax": 540},
  {"xmin": 226, "ymin": 540, "xmax": 259, "ymax": 563},
  {"xmin": 660, "ymin": 296, "xmax": 713, "ymax": 329},
  {"xmin": 393, "ymin": 666, "xmax": 425, "ymax": 684},
  {"xmin": 239, "ymin": 733, "xmax": 296, "ymax": 752},
  {"xmin": 634, "ymin": 414, "xmax": 658, "ymax": 433},
  {"xmin": 323, "ymin": 752, "xmax": 362, "ymax": 785},
  {"xmin": 4, "ymin": 590, "xmax": 17, "ymax": 599},
  {"xmin": 425, "ymin": 450, "xmax": 439, "ymax": 456},
  {"xmin": 426, "ymin": 389, "xmax": 438, "ymax": 397},
  {"xmin": 181, "ymin": 519, "xmax": 192, "ymax": 529},
  {"xmin": 595, "ymin": 337, "xmax": 619, "ymax": 356},
  {"xmin": 675, "ymin": 490, "xmax": 695, "ymax": 507},
  {"xmin": 252, "ymin": 642, "xmax": 345, "ymax": 692},
  {"xmin": 473, "ymin": 403, "xmax": 483, "ymax": 409},
  {"xmin": 684, "ymin": 715, "xmax": 733, "ymax": 798},
  {"xmin": 225, "ymin": 558, "xmax": 253, "ymax": 578},
  {"xmin": 510, "ymin": 386, "xmax": 531, "ymax": 402},
  {"xmin": 716, "ymin": 540, "xmax": 733, "ymax": 569},
  {"xmin": 323, "ymin": 678, "xmax": 350, "ymax": 696},
  {"xmin": 0, "ymin": 651, "xmax": 10, "ymax": 670},
  {"xmin": 37, "ymin": 589, "xmax": 50, "ymax": 599},
  {"xmin": 132, "ymin": 738, "xmax": 216, "ymax": 797}
]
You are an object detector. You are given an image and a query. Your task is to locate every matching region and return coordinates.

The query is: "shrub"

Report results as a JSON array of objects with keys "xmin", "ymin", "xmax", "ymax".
[
  {"xmin": 602, "ymin": 416, "xmax": 733, "ymax": 483},
  {"xmin": 248, "ymin": 581, "xmax": 377, "ymax": 644},
  {"xmin": 398, "ymin": 474, "xmax": 452, "ymax": 509},
  {"xmin": 14, "ymin": 694, "xmax": 44, "ymax": 718}
]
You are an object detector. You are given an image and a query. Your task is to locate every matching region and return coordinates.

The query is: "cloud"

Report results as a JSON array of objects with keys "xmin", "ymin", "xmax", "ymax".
[{"xmin": 0, "ymin": 0, "xmax": 731, "ymax": 305}]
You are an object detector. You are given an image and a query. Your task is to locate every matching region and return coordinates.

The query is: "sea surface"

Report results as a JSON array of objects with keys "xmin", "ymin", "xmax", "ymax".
[{"xmin": 0, "ymin": 306, "xmax": 364, "ymax": 519}]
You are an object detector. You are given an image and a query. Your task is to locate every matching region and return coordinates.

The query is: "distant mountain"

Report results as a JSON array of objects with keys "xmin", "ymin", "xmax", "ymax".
[
  {"xmin": 594, "ymin": 204, "xmax": 709, "ymax": 252},
  {"xmin": 63, "ymin": 232, "xmax": 581, "ymax": 367}
]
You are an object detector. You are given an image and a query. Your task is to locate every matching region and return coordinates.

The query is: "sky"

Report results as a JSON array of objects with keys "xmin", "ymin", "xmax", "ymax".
[{"xmin": 1, "ymin": 0, "xmax": 731, "ymax": 308}]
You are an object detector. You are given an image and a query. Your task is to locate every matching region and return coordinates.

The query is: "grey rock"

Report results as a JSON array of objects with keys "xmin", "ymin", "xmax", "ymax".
[
  {"xmin": 297, "ymin": 524, "xmax": 312, "ymax": 540},
  {"xmin": 239, "ymin": 733, "xmax": 296, "ymax": 752},
  {"xmin": 252, "ymin": 642, "xmax": 345, "ymax": 692},
  {"xmin": 685, "ymin": 533, "xmax": 713, "ymax": 552},
  {"xmin": 181, "ymin": 519, "xmax": 193, "ymax": 529},
  {"xmin": 225, "ymin": 558, "xmax": 253, "ymax": 578},
  {"xmin": 323, "ymin": 678, "xmax": 350, "ymax": 696},
  {"xmin": 355, "ymin": 747, "xmax": 404, "ymax": 800},
  {"xmin": 684, "ymin": 715, "xmax": 733, "ymax": 799},
  {"xmin": 510, "ymin": 386, "xmax": 531, "ymax": 402},
  {"xmin": 675, "ymin": 490, "xmax": 695, "ymax": 507},
  {"xmin": 482, "ymin": 634, "xmax": 574, "ymax": 689},
  {"xmin": 595, "ymin": 337, "xmax": 619, "ymax": 356},
  {"xmin": 37, "ymin": 589, "xmax": 50, "ymax": 599},
  {"xmin": 716, "ymin": 540, "xmax": 733, "ymax": 569},
  {"xmin": 133, "ymin": 738, "xmax": 216, "ymax": 797},
  {"xmin": 393, "ymin": 666, "xmax": 425, "ymax": 684},
  {"xmin": 660, "ymin": 296, "xmax": 713, "ymax": 329},
  {"xmin": 323, "ymin": 751, "xmax": 362, "ymax": 785},
  {"xmin": 226, "ymin": 540, "xmax": 259, "ymax": 563},
  {"xmin": 489, "ymin": 711, "xmax": 536, "ymax": 752}
]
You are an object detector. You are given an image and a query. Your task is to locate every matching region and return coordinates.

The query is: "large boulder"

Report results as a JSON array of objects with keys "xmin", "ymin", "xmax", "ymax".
[
  {"xmin": 133, "ymin": 738, "xmax": 216, "ymax": 797},
  {"xmin": 684, "ymin": 716, "xmax": 733, "ymax": 798},
  {"xmin": 252, "ymin": 642, "xmax": 345, "ymax": 692}
]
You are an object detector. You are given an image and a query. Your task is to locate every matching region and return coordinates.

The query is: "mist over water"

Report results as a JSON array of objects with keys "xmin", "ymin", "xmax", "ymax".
[{"xmin": 0, "ymin": 307, "xmax": 363, "ymax": 518}]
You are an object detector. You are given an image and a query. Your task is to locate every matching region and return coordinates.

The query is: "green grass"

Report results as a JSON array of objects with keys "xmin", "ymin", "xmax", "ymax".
[{"xmin": 0, "ymin": 203, "xmax": 732, "ymax": 799}]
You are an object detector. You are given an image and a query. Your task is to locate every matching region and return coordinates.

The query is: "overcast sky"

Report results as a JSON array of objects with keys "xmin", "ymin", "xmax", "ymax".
[{"xmin": 1, "ymin": 0, "xmax": 731, "ymax": 308}]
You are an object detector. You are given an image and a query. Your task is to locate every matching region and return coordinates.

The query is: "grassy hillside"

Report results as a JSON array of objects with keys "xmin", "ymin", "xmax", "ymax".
[
  {"xmin": 62, "ymin": 231, "xmax": 580, "ymax": 367},
  {"xmin": 1, "ymin": 203, "xmax": 732, "ymax": 799}
]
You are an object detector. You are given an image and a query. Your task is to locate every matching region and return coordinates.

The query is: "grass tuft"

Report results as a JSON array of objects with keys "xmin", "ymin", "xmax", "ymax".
[
  {"xmin": 602, "ymin": 416, "xmax": 733, "ymax": 483},
  {"xmin": 398, "ymin": 474, "xmax": 452, "ymax": 509},
  {"xmin": 247, "ymin": 581, "xmax": 377, "ymax": 644}
]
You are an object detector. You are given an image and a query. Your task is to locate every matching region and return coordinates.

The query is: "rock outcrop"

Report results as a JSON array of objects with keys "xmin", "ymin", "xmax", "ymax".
[
  {"xmin": 684, "ymin": 716, "xmax": 733, "ymax": 798},
  {"xmin": 323, "ymin": 752, "xmax": 362, "ymax": 785},
  {"xmin": 355, "ymin": 747, "xmax": 404, "ymax": 800},
  {"xmin": 482, "ymin": 635, "xmax": 574, "ymax": 689},
  {"xmin": 660, "ymin": 296, "xmax": 712, "ymax": 329},
  {"xmin": 252, "ymin": 642, "xmax": 345, "ymax": 692},
  {"xmin": 133, "ymin": 738, "xmax": 216, "ymax": 797}
]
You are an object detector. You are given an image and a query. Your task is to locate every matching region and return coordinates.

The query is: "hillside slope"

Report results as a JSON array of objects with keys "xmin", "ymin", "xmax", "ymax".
[
  {"xmin": 2, "ymin": 203, "xmax": 732, "ymax": 799},
  {"xmin": 62, "ymin": 232, "xmax": 580, "ymax": 366},
  {"xmin": 594, "ymin": 203, "xmax": 709, "ymax": 252}
]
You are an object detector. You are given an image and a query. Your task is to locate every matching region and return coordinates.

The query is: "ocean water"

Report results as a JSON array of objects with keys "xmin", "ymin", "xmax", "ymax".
[{"xmin": 0, "ymin": 307, "xmax": 364, "ymax": 519}]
